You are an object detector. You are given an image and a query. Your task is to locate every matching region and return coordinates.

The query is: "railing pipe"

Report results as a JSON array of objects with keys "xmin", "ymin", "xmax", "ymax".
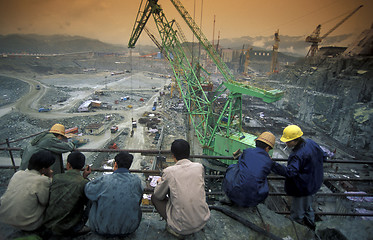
[
  {"xmin": 5, "ymin": 139, "xmax": 16, "ymax": 173},
  {"xmin": 0, "ymin": 147, "xmax": 372, "ymax": 164}
]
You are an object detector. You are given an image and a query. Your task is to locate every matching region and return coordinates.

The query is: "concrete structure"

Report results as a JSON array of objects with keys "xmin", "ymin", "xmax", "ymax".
[
  {"xmin": 78, "ymin": 100, "xmax": 92, "ymax": 112},
  {"xmin": 84, "ymin": 123, "xmax": 105, "ymax": 135}
]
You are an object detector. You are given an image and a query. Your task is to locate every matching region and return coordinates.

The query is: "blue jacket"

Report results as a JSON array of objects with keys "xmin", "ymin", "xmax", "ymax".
[
  {"xmin": 84, "ymin": 168, "xmax": 143, "ymax": 236},
  {"xmin": 223, "ymin": 147, "xmax": 273, "ymax": 207},
  {"xmin": 272, "ymin": 139, "xmax": 326, "ymax": 197}
]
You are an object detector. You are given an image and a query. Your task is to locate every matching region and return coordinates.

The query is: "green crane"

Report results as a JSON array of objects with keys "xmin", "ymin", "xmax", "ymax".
[{"xmin": 129, "ymin": 0, "xmax": 283, "ymax": 165}]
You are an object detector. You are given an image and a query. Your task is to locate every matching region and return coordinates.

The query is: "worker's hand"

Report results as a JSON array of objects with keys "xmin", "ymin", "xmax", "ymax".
[
  {"xmin": 157, "ymin": 177, "xmax": 162, "ymax": 184},
  {"xmin": 83, "ymin": 165, "xmax": 92, "ymax": 179}
]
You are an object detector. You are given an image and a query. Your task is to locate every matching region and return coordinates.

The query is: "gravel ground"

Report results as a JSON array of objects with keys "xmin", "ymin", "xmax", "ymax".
[{"xmin": 0, "ymin": 76, "xmax": 29, "ymax": 107}]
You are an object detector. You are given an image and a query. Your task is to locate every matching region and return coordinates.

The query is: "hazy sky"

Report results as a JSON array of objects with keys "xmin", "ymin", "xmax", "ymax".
[{"xmin": 0, "ymin": 0, "xmax": 372, "ymax": 46}]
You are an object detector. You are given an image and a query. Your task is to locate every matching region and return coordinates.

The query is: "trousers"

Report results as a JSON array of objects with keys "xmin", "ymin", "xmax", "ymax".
[{"xmin": 290, "ymin": 195, "xmax": 315, "ymax": 224}]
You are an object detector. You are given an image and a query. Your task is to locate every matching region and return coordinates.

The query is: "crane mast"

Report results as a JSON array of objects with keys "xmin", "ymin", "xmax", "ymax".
[
  {"xmin": 270, "ymin": 29, "xmax": 280, "ymax": 73},
  {"xmin": 128, "ymin": 0, "xmax": 283, "ymax": 162}
]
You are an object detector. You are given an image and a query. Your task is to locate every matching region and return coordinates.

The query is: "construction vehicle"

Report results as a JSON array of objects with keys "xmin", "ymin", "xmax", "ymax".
[
  {"xmin": 108, "ymin": 142, "xmax": 118, "ymax": 149},
  {"xmin": 132, "ymin": 118, "xmax": 137, "ymax": 128},
  {"xmin": 110, "ymin": 126, "xmax": 118, "ymax": 133},
  {"xmin": 129, "ymin": 0, "xmax": 283, "ymax": 165},
  {"xmin": 306, "ymin": 5, "xmax": 363, "ymax": 57},
  {"xmin": 38, "ymin": 107, "xmax": 51, "ymax": 112}
]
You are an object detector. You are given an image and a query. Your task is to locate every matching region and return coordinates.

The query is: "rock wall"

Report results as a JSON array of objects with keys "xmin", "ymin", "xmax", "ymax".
[{"xmin": 273, "ymin": 56, "xmax": 373, "ymax": 158}]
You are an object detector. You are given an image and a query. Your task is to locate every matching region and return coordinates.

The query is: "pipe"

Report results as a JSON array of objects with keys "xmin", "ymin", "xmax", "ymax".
[
  {"xmin": 0, "ymin": 166, "xmax": 371, "ymax": 183},
  {"xmin": 1, "ymin": 147, "xmax": 372, "ymax": 164},
  {"xmin": 275, "ymin": 211, "xmax": 373, "ymax": 217},
  {"xmin": 205, "ymin": 191, "xmax": 373, "ymax": 197},
  {"xmin": 209, "ymin": 205, "xmax": 283, "ymax": 240}
]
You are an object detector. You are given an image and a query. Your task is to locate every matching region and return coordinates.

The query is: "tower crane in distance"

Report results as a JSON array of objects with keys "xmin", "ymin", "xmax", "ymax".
[
  {"xmin": 270, "ymin": 29, "xmax": 280, "ymax": 73},
  {"xmin": 243, "ymin": 45, "xmax": 253, "ymax": 76},
  {"xmin": 305, "ymin": 5, "xmax": 363, "ymax": 57},
  {"xmin": 128, "ymin": 0, "xmax": 283, "ymax": 165}
]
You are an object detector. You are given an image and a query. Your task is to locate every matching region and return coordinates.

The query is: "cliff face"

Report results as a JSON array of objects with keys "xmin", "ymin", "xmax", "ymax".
[{"xmin": 274, "ymin": 56, "xmax": 373, "ymax": 158}]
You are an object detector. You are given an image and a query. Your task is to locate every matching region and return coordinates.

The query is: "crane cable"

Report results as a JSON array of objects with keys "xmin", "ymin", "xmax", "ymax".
[
  {"xmin": 258, "ymin": 0, "xmax": 340, "ymax": 36},
  {"xmin": 129, "ymin": 48, "xmax": 134, "ymax": 131},
  {"xmin": 320, "ymin": 6, "xmax": 359, "ymax": 26}
]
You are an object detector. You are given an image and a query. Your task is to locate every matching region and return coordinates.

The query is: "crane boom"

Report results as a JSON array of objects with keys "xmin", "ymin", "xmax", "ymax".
[
  {"xmin": 144, "ymin": 27, "xmax": 164, "ymax": 54},
  {"xmin": 169, "ymin": 0, "xmax": 235, "ymax": 83},
  {"xmin": 305, "ymin": 5, "xmax": 363, "ymax": 57},
  {"xmin": 128, "ymin": 0, "xmax": 155, "ymax": 48},
  {"xmin": 321, "ymin": 5, "xmax": 363, "ymax": 39}
]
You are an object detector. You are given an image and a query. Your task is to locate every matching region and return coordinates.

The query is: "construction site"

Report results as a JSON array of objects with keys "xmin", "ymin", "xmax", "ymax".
[{"xmin": 0, "ymin": 0, "xmax": 372, "ymax": 239}]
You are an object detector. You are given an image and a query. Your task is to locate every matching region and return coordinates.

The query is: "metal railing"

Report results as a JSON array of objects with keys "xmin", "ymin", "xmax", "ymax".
[{"xmin": 1, "ymin": 146, "xmax": 372, "ymax": 217}]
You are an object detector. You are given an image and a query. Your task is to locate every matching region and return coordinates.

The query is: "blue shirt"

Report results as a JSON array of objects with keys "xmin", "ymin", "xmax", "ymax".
[{"xmin": 84, "ymin": 168, "xmax": 143, "ymax": 236}]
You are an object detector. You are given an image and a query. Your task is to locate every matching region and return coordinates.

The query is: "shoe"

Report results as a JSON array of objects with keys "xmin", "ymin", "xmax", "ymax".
[
  {"xmin": 73, "ymin": 226, "xmax": 91, "ymax": 236},
  {"xmin": 166, "ymin": 225, "xmax": 184, "ymax": 239},
  {"xmin": 219, "ymin": 195, "xmax": 233, "ymax": 206},
  {"xmin": 303, "ymin": 218, "xmax": 316, "ymax": 231}
]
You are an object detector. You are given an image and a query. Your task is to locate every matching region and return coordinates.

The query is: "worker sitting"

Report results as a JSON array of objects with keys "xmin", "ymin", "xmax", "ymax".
[
  {"xmin": 43, "ymin": 151, "xmax": 91, "ymax": 236},
  {"xmin": 151, "ymin": 139, "xmax": 210, "ymax": 238},
  {"xmin": 84, "ymin": 152, "xmax": 143, "ymax": 237},
  {"xmin": 0, "ymin": 150, "xmax": 55, "ymax": 232}
]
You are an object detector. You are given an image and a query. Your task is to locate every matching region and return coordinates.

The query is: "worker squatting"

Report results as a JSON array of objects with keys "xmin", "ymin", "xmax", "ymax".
[{"xmin": 0, "ymin": 123, "xmax": 325, "ymax": 237}]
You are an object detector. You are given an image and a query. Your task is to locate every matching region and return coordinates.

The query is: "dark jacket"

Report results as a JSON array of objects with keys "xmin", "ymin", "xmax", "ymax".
[
  {"xmin": 20, "ymin": 132, "xmax": 75, "ymax": 174},
  {"xmin": 43, "ymin": 170, "xmax": 89, "ymax": 234},
  {"xmin": 272, "ymin": 139, "xmax": 326, "ymax": 196},
  {"xmin": 223, "ymin": 147, "xmax": 273, "ymax": 207}
]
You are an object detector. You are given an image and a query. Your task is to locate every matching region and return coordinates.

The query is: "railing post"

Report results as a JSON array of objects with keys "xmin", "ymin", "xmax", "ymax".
[{"xmin": 6, "ymin": 139, "xmax": 17, "ymax": 173}]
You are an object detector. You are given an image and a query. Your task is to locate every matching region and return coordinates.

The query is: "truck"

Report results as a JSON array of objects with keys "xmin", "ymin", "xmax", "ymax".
[
  {"xmin": 38, "ymin": 107, "xmax": 51, "ymax": 112},
  {"xmin": 110, "ymin": 126, "xmax": 118, "ymax": 133}
]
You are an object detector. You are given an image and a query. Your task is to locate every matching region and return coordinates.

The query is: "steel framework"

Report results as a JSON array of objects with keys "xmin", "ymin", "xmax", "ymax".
[{"xmin": 128, "ymin": 0, "xmax": 283, "ymax": 163}]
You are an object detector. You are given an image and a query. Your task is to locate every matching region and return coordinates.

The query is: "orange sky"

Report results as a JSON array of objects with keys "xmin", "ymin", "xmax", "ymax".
[{"xmin": 0, "ymin": 0, "xmax": 372, "ymax": 46}]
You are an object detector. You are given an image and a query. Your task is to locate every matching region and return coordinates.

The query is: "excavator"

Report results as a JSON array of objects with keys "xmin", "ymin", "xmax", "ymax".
[
  {"xmin": 128, "ymin": 0, "xmax": 283, "ymax": 165},
  {"xmin": 306, "ymin": 5, "xmax": 363, "ymax": 57}
]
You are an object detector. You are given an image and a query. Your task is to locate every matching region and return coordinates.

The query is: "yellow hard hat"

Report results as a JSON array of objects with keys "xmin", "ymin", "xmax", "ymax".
[
  {"xmin": 280, "ymin": 125, "xmax": 303, "ymax": 142},
  {"xmin": 49, "ymin": 124, "xmax": 66, "ymax": 137},
  {"xmin": 255, "ymin": 131, "xmax": 275, "ymax": 148}
]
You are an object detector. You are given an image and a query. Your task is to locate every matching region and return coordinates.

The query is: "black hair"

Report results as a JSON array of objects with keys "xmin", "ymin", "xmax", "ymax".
[
  {"xmin": 255, "ymin": 140, "xmax": 272, "ymax": 150},
  {"xmin": 52, "ymin": 133, "xmax": 63, "ymax": 138},
  {"xmin": 28, "ymin": 150, "xmax": 55, "ymax": 171},
  {"xmin": 292, "ymin": 137, "xmax": 305, "ymax": 150},
  {"xmin": 114, "ymin": 152, "xmax": 133, "ymax": 169},
  {"xmin": 171, "ymin": 139, "xmax": 190, "ymax": 160},
  {"xmin": 67, "ymin": 151, "xmax": 86, "ymax": 169}
]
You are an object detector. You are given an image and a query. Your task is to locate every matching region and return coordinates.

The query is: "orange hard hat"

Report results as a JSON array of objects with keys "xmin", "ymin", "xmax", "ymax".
[
  {"xmin": 49, "ymin": 124, "xmax": 66, "ymax": 137},
  {"xmin": 255, "ymin": 132, "xmax": 275, "ymax": 148}
]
